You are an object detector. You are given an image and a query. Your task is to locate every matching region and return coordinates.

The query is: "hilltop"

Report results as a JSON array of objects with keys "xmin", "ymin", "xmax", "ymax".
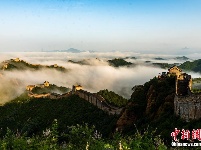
[
  {"xmin": 108, "ymin": 58, "xmax": 133, "ymax": 67},
  {"xmin": 29, "ymin": 83, "xmax": 70, "ymax": 95},
  {"xmin": 68, "ymin": 58, "xmax": 104, "ymax": 65},
  {"xmin": 97, "ymin": 89, "xmax": 127, "ymax": 107},
  {"xmin": 154, "ymin": 57, "xmax": 166, "ymax": 60},
  {"xmin": 0, "ymin": 58, "xmax": 67, "ymax": 72},
  {"xmin": 48, "ymin": 48, "xmax": 85, "ymax": 53},
  {"xmin": 68, "ymin": 58, "xmax": 135, "ymax": 67},
  {"xmin": 179, "ymin": 59, "xmax": 201, "ymax": 73},
  {"xmin": 175, "ymin": 56, "xmax": 189, "ymax": 60},
  {"xmin": 148, "ymin": 58, "xmax": 201, "ymax": 71},
  {"xmin": 151, "ymin": 63, "xmax": 174, "ymax": 69}
]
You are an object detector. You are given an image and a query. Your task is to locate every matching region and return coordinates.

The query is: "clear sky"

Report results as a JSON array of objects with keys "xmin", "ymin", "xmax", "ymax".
[{"xmin": 0, "ymin": 0, "xmax": 201, "ymax": 53}]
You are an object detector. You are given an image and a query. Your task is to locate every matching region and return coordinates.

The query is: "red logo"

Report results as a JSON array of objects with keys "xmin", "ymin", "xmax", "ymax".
[{"xmin": 171, "ymin": 128, "xmax": 201, "ymax": 141}]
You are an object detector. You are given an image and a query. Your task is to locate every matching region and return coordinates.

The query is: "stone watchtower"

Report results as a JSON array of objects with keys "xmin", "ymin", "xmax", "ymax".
[
  {"xmin": 44, "ymin": 81, "xmax": 50, "ymax": 87},
  {"xmin": 14, "ymin": 58, "xmax": 20, "ymax": 62},
  {"xmin": 168, "ymin": 66, "xmax": 182, "ymax": 76},
  {"xmin": 2, "ymin": 63, "xmax": 8, "ymax": 70},
  {"xmin": 72, "ymin": 85, "xmax": 82, "ymax": 94},
  {"xmin": 167, "ymin": 66, "xmax": 192, "ymax": 96},
  {"xmin": 171, "ymin": 66, "xmax": 200, "ymax": 121},
  {"xmin": 176, "ymin": 73, "xmax": 192, "ymax": 96}
]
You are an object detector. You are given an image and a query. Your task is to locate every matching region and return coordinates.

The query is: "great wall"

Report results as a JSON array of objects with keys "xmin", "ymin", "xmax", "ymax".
[
  {"xmin": 158, "ymin": 66, "xmax": 201, "ymax": 122},
  {"xmin": 1, "ymin": 58, "xmax": 64, "ymax": 71},
  {"xmin": 27, "ymin": 82, "xmax": 123, "ymax": 115},
  {"xmin": 25, "ymin": 64, "xmax": 201, "ymax": 121},
  {"xmin": 0, "ymin": 58, "xmax": 123, "ymax": 115},
  {"xmin": 3, "ymin": 57, "xmax": 201, "ymax": 121}
]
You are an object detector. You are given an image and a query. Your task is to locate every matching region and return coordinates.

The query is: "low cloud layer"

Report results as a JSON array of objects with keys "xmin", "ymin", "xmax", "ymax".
[
  {"xmin": 0, "ymin": 73, "xmax": 25, "ymax": 104},
  {"xmin": 0, "ymin": 64, "xmax": 165, "ymax": 103},
  {"xmin": 0, "ymin": 51, "xmax": 200, "ymax": 104}
]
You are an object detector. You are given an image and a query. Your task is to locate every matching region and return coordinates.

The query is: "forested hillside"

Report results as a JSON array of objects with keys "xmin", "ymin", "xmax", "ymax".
[
  {"xmin": 0, "ymin": 59, "xmax": 66, "ymax": 72},
  {"xmin": 97, "ymin": 89, "xmax": 128, "ymax": 107},
  {"xmin": 179, "ymin": 59, "xmax": 201, "ymax": 72},
  {"xmin": 108, "ymin": 58, "xmax": 133, "ymax": 67},
  {"xmin": 0, "ymin": 92, "xmax": 167, "ymax": 149},
  {"xmin": 117, "ymin": 76, "xmax": 201, "ymax": 146},
  {"xmin": 0, "ymin": 94, "xmax": 117, "ymax": 137}
]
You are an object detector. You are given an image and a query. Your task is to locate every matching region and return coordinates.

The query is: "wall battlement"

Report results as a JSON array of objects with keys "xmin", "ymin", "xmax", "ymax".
[
  {"xmin": 158, "ymin": 66, "xmax": 201, "ymax": 121},
  {"xmin": 74, "ymin": 89, "xmax": 123, "ymax": 115},
  {"xmin": 27, "ymin": 84, "xmax": 123, "ymax": 115},
  {"xmin": 167, "ymin": 66, "xmax": 201, "ymax": 121}
]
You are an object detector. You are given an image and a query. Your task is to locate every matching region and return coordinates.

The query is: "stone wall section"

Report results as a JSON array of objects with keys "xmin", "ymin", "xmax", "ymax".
[
  {"xmin": 75, "ymin": 89, "xmax": 123, "ymax": 115},
  {"xmin": 28, "ymin": 88, "xmax": 123, "ymax": 115},
  {"xmin": 174, "ymin": 93, "xmax": 201, "ymax": 121}
]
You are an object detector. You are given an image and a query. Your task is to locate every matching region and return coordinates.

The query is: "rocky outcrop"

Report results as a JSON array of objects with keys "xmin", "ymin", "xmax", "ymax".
[
  {"xmin": 116, "ymin": 102, "xmax": 137, "ymax": 131},
  {"xmin": 145, "ymin": 85, "xmax": 156, "ymax": 114},
  {"xmin": 116, "ymin": 77, "xmax": 175, "ymax": 131},
  {"xmin": 155, "ymin": 93, "xmax": 174, "ymax": 118}
]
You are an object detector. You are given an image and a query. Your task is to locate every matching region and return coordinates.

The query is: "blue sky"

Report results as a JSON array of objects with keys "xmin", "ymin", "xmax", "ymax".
[{"xmin": 0, "ymin": 0, "xmax": 201, "ymax": 53}]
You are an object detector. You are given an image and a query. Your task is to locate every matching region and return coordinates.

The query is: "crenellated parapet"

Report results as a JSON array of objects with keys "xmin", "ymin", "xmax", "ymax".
[
  {"xmin": 74, "ymin": 89, "xmax": 123, "ymax": 115},
  {"xmin": 168, "ymin": 66, "xmax": 182, "ymax": 76},
  {"xmin": 26, "ymin": 83, "xmax": 123, "ymax": 115},
  {"xmin": 12, "ymin": 58, "xmax": 21, "ymax": 62},
  {"xmin": 157, "ymin": 66, "xmax": 201, "ymax": 121},
  {"xmin": 169, "ymin": 66, "xmax": 201, "ymax": 121},
  {"xmin": 26, "ymin": 81, "xmax": 50, "ymax": 91}
]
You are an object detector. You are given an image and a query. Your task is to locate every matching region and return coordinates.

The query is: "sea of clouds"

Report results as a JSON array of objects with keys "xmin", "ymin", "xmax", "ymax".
[{"xmin": 0, "ymin": 51, "xmax": 200, "ymax": 104}]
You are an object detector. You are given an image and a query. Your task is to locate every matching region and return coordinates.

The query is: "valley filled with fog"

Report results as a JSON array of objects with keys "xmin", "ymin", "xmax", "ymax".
[{"xmin": 0, "ymin": 51, "xmax": 201, "ymax": 104}]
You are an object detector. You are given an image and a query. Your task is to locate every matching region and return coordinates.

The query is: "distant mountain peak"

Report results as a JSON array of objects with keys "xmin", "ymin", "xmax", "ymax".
[
  {"xmin": 67, "ymin": 48, "xmax": 84, "ymax": 53},
  {"xmin": 175, "ymin": 56, "xmax": 189, "ymax": 60},
  {"xmin": 46, "ymin": 48, "xmax": 85, "ymax": 53}
]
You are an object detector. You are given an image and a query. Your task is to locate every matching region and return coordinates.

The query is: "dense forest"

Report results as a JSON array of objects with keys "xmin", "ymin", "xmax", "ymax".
[
  {"xmin": 151, "ymin": 63, "xmax": 173, "ymax": 69},
  {"xmin": 175, "ymin": 56, "xmax": 189, "ymax": 60},
  {"xmin": 179, "ymin": 59, "xmax": 201, "ymax": 72},
  {"xmin": 108, "ymin": 58, "xmax": 133, "ymax": 67},
  {"xmin": 97, "ymin": 89, "xmax": 128, "ymax": 107},
  {"xmin": 0, "ymin": 94, "xmax": 117, "ymax": 138},
  {"xmin": 0, "ymin": 93, "xmax": 167, "ymax": 149}
]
